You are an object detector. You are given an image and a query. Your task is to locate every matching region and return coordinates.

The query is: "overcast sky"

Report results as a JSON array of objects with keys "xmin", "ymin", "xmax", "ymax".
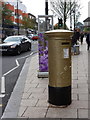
[{"xmin": 21, "ymin": 0, "xmax": 90, "ymax": 25}]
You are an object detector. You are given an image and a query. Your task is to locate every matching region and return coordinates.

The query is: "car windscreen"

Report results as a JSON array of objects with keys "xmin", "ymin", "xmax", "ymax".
[{"xmin": 4, "ymin": 37, "xmax": 22, "ymax": 42}]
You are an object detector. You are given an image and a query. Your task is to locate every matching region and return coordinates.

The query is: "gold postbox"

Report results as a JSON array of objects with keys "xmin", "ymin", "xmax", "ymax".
[{"xmin": 45, "ymin": 29, "xmax": 73, "ymax": 106}]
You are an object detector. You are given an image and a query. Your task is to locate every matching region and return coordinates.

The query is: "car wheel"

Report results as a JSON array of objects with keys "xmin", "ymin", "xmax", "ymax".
[{"xmin": 17, "ymin": 47, "xmax": 21, "ymax": 55}]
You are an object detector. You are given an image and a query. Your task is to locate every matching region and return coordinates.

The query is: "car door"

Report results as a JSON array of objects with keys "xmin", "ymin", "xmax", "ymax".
[
  {"xmin": 20, "ymin": 37, "xmax": 26, "ymax": 51},
  {"xmin": 24, "ymin": 37, "xmax": 31, "ymax": 50},
  {"xmin": 22, "ymin": 37, "xmax": 30, "ymax": 51}
]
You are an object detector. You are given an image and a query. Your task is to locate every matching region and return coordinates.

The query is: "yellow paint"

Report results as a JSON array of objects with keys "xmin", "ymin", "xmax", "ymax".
[{"xmin": 45, "ymin": 30, "xmax": 73, "ymax": 87}]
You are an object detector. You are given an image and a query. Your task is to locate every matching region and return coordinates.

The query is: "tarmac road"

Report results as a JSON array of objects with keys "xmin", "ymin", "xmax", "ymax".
[
  {"xmin": 1, "ymin": 51, "xmax": 32, "ymax": 113},
  {"xmin": 0, "ymin": 40, "xmax": 38, "ymax": 114}
]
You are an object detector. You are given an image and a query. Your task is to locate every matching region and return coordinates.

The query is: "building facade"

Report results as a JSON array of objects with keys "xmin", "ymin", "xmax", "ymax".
[
  {"xmin": 3, "ymin": 0, "xmax": 28, "ymax": 25},
  {"xmin": 83, "ymin": 1, "xmax": 90, "ymax": 31},
  {"xmin": 1, "ymin": 0, "xmax": 36, "ymax": 36}
]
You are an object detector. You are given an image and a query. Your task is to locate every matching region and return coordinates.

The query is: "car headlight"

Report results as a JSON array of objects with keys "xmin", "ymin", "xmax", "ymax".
[{"xmin": 10, "ymin": 45, "xmax": 16, "ymax": 48}]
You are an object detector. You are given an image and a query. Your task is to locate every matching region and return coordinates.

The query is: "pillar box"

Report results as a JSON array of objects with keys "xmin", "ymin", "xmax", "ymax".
[{"xmin": 45, "ymin": 29, "xmax": 73, "ymax": 106}]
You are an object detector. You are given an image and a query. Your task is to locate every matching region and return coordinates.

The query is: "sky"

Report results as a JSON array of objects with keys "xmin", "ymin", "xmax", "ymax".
[{"xmin": 21, "ymin": 0, "xmax": 90, "ymax": 26}]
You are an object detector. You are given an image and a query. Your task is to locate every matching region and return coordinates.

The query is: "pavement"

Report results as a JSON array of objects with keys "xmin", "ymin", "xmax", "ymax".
[{"xmin": 1, "ymin": 38, "xmax": 89, "ymax": 119}]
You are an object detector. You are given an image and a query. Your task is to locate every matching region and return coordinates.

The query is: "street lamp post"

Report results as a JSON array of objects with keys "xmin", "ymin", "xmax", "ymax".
[
  {"xmin": 45, "ymin": 0, "xmax": 48, "ymax": 15},
  {"xmin": 45, "ymin": 0, "xmax": 49, "ymax": 31},
  {"xmin": 73, "ymin": 10, "xmax": 75, "ymax": 31},
  {"xmin": 17, "ymin": 0, "xmax": 19, "ymax": 35},
  {"xmin": 73, "ymin": 0, "xmax": 76, "ymax": 31}
]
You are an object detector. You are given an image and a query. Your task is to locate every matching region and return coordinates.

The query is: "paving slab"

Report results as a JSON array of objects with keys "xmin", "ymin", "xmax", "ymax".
[
  {"xmin": 78, "ymin": 108, "xmax": 88, "ymax": 118},
  {"xmin": 46, "ymin": 108, "xmax": 77, "ymax": 118},
  {"xmin": 21, "ymin": 107, "xmax": 48, "ymax": 118}
]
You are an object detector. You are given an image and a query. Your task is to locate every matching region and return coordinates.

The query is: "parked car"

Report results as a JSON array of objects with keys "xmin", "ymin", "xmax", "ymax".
[
  {"xmin": 28, "ymin": 34, "xmax": 34, "ymax": 39},
  {"xmin": 32, "ymin": 34, "xmax": 39, "ymax": 41},
  {"xmin": 0, "ymin": 35, "xmax": 31, "ymax": 55}
]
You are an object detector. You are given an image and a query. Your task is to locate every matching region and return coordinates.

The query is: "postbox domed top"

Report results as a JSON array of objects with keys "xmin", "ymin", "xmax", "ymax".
[
  {"xmin": 45, "ymin": 29, "xmax": 73, "ymax": 33},
  {"xmin": 45, "ymin": 29, "xmax": 73, "ymax": 39}
]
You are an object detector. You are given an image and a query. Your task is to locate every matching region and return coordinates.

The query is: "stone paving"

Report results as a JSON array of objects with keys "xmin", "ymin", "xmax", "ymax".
[{"xmin": 2, "ymin": 38, "xmax": 89, "ymax": 119}]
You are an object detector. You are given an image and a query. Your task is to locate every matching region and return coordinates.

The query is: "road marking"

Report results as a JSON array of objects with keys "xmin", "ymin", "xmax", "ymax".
[
  {"xmin": 3, "ymin": 52, "xmax": 34, "ymax": 76},
  {"xmin": 0, "ymin": 94, "xmax": 5, "ymax": 98},
  {"xmin": 16, "ymin": 59, "xmax": 19, "ymax": 67},
  {"xmin": 4, "ymin": 59, "xmax": 19, "ymax": 76},
  {"xmin": 17, "ymin": 52, "xmax": 33, "ymax": 60},
  {"xmin": 1, "ymin": 76, "xmax": 5, "ymax": 94},
  {"xmin": 0, "ymin": 52, "xmax": 34, "ymax": 95}
]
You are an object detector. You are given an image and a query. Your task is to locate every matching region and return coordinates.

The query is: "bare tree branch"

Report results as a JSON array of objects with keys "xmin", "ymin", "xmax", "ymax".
[{"xmin": 50, "ymin": 0, "xmax": 81, "ymax": 29}]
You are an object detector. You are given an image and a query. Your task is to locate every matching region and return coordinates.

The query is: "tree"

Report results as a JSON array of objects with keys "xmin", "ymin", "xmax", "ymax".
[
  {"xmin": 2, "ymin": 3, "xmax": 14, "ymax": 38},
  {"xmin": 72, "ymin": 0, "xmax": 81, "ymax": 30},
  {"xmin": 22, "ymin": 16, "xmax": 36, "ymax": 35},
  {"xmin": 50, "ymin": 0, "xmax": 81, "ymax": 29},
  {"xmin": 84, "ymin": 27, "xmax": 90, "ymax": 33},
  {"xmin": 2, "ymin": 3, "xmax": 14, "ymax": 26}
]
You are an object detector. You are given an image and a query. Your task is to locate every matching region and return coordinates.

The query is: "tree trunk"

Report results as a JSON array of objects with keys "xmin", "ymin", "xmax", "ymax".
[{"xmin": 70, "ymin": 0, "xmax": 72, "ymax": 30}]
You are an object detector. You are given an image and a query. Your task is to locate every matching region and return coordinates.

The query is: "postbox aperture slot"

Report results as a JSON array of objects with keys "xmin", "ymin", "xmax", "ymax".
[{"xmin": 62, "ymin": 42, "xmax": 69, "ymax": 45}]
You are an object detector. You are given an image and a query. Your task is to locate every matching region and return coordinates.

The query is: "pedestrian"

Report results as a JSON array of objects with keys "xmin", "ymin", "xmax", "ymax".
[
  {"xmin": 76, "ymin": 31, "xmax": 80, "ymax": 41},
  {"xmin": 71, "ymin": 30, "xmax": 77, "ymax": 54},
  {"xmin": 80, "ymin": 32, "xmax": 84, "ymax": 44},
  {"xmin": 86, "ymin": 32, "xmax": 90, "ymax": 50}
]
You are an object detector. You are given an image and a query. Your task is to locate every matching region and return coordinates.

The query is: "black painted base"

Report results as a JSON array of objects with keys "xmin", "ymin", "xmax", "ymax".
[{"xmin": 48, "ymin": 85, "xmax": 71, "ymax": 106}]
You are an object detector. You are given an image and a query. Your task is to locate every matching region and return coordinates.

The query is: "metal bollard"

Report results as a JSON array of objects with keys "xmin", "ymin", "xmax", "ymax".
[{"xmin": 45, "ymin": 29, "xmax": 73, "ymax": 106}]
